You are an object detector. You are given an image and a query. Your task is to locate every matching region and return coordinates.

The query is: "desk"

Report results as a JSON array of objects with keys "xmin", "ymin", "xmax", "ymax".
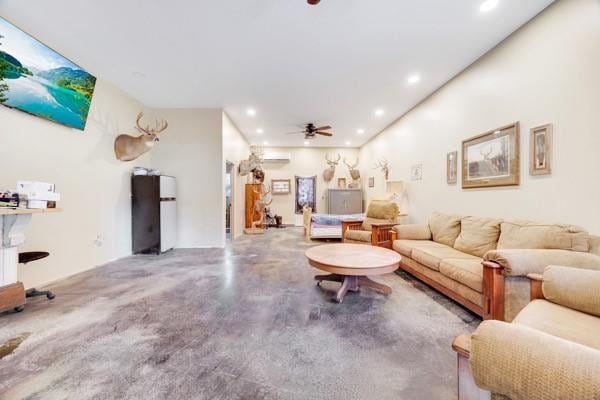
[{"xmin": 0, "ymin": 208, "xmax": 62, "ymax": 313}]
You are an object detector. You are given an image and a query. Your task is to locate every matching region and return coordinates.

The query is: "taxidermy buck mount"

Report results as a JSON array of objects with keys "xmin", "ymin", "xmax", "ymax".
[
  {"xmin": 344, "ymin": 157, "xmax": 361, "ymax": 188},
  {"xmin": 323, "ymin": 153, "xmax": 341, "ymax": 182},
  {"xmin": 114, "ymin": 113, "xmax": 168, "ymax": 162},
  {"xmin": 374, "ymin": 159, "xmax": 390, "ymax": 180}
]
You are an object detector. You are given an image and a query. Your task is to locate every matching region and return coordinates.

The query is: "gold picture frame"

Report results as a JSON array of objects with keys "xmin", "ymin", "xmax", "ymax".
[
  {"xmin": 462, "ymin": 122, "xmax": 520, "ymax": 189},
  {"xmin": 530, "ymin": 123, "xmax": 553, "ymax": 176},
  {"xmin": 447, "ymin": 151, "xmax": 458, "ymax": 185},
  {"xmin": 271, "ymin": 179, "xmax": 291, "ymax": 195}
]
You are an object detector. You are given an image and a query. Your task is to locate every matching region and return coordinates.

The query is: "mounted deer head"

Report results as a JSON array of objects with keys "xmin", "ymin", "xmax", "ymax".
[
  {"xmin": 344, "ymin": 157, "xmax": 361, "ymax": 181},
  {"xmin": 239, "ymin": 149, "xmax": 264, "ymax": 177},
  {"xmin": 374, "ymin": 159, "xmax": 390, "ymax": 180},
  {"xmin": 323, "ymin": 153, "xmax": 341, "ymax": 182},
  {"xmin": 114, "ymin": 112, "xmax": 168, "ymax": 162}
]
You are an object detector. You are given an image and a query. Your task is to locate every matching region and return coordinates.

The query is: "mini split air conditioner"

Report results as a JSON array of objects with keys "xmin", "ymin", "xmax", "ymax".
[{"xmin": 263, "ymin": 152, "xmax": 291, "ymax": 162}]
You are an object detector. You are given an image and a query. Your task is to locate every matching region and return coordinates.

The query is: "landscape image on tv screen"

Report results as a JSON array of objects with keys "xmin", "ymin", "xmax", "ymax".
[{"xmin": 0, "ymin": 17, "xmax": 96, "ymax": 130}]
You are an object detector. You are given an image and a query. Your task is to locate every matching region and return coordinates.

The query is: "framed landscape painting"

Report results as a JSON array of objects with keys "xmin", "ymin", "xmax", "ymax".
[
  {"xmin": 530, "ymin": 123, "xmax": 553, "ymax": 175},
  {"xmin": 0, "ymin": 17, "xmax": 96, "ymax": 130},
  {"xmin": 462, "ymin": 122, "xmax": 520, "ymax": 189}
]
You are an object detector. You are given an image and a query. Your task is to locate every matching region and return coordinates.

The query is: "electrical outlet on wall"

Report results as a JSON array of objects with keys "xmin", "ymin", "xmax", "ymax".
[{"xmin": 94, "ymin": 235, "xmax": 103, "ymax": 247}]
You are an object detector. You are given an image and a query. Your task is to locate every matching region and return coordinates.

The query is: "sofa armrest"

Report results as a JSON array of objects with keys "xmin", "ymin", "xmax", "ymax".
[
  {"xmin": 392, "ymin": 224, "xmax": 432, "ymax": 240},
  {"xmin": 542, "ymin": 265, "xmax": 600, "ymax": 317},
  {"xmin": 370, "ymin": 222, "xmax": 397, "ymax": 248},
  {"xmin": 470, "ymin": 320, "xmax": 600, "ymax": 400},
  {"xmin": 527, "ymin": 273, "xmax": 545, "ymax": 300},
  {"xmin": 483, "ymin": 249, "xmax": 600, "ymax": 277},
  {"xmin": 341, "ymin": 220, "xmax": 364, "ymax": 242}
]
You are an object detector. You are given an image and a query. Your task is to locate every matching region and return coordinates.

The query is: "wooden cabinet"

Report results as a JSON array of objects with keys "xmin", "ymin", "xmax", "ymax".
[
  {"xmin": 245, "ymin": 184, "xmax": 263, "ymax": 228},
  {"xmin": 328, "ymin": 189, "xmax": 363, "ymax": 215}
]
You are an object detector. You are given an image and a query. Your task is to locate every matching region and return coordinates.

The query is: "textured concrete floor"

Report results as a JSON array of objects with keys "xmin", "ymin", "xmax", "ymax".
[{"xmin": 0, "ymin": 228, "xmax": 479, "ymax": 400}]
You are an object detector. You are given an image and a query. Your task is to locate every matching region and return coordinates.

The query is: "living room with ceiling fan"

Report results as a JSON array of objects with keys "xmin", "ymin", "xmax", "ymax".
[{"xmin": 1, "ymin": 1, "xmax": 599, "ymax": 399}]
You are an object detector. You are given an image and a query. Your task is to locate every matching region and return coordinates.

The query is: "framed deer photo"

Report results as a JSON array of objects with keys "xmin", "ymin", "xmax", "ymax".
[{"xmin": 462, "ymin": 122, "xmax": 520, "ymax": 189}]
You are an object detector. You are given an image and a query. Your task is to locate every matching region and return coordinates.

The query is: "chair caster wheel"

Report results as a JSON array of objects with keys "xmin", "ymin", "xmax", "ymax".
[
  {"xmin": 14, "ymin": 305, "xmax": 25, "ymax": 312},
  {"xmin": 47, "ymin": 293, "xmax": 56, "ymax": 300}
]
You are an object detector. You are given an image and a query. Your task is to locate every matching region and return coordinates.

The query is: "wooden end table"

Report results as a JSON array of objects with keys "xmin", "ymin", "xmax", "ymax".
[{"xmin": 305, "ymin": 243, "xmax": 401, "ymax": 303}]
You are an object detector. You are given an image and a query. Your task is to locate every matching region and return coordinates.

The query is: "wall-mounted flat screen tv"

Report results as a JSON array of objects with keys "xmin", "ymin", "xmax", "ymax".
[{"xmin": 0, "ymin": 17, "xmax": 96, "ymax": 130}]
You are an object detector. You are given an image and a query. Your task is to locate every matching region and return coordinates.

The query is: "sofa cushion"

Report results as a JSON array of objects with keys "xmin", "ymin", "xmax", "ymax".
[
  {"xmin": 429, "ymin": 212, "xmax": 462, "ymax": 247},
  {"xmin": 543, "ymin": 266, "xmax": 600, "ymax": 318},
  {"xmin": 345, "ymin": 229, "xmax": 372, "ymax": 243},
  {"xmin": 439, "ymin": 258, "xmax": 484, "ymax": 293},
  {"xmin": 514, "ymin": 299, "xmax": 600, "ymax": 350},
  {"xmin": 366, "ymin": 200, "xmax": 398, "ymax": 220},
  {"xmin": 497, "ymin": 220, "xmax": 589, "ymax": 252},
  {"xmin": 412, "ymin": 246, "xmax": 479, "ymax": 272},
  {"xmin": 392, "ymin": 224, "xmax": 432, "ymax": 240},
  {"xmin": 401, "ymin": 257, "xmax": 483, "ymax": 307},
  {"xmin": 454, "ymin": 216, "xmax": 502, "ymax": 257},
  {"xmin": 392, "ymin": 239, "xmax": 446, "ymax": 258}
]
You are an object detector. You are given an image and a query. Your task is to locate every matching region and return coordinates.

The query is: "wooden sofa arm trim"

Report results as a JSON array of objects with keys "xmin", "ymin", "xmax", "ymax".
[
  {"xmin": 452, "ymin": 335, "xmax": 471, "ymax": 358},
  {"xmin": 527, "ymin": 273, "xmax": 545, "ymax": 301},
  {"xmin": 390, "ymin": 230, "xmax": 398, "ymax": 241},
  {"xmin": 371, "ymin": 224, "xmax": 397, "ymax": 249},
  {"xmin": 482, "ymin": 261, "xmax": 506, "ymax": 321},
  {"xmin": 341, "ymin": 220, "xmax": 364, "ymax": 243}
]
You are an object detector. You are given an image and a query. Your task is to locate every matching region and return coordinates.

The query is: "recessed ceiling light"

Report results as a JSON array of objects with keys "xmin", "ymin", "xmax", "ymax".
[
  {"xmin": 247, "ymin": 108, "xmax": 256, "ymax": 117},
  {"xmin": 480, "ymin": 0, "xmax": 498, "ymax": 13},
  {"xmin": 374, "ymin": 109, "xmax": 385, "ymax": 117},
  {"xmin": 263, "ymin": 141, "xmax": 268, "ymax": 146},
  {"xmin": 407, "ymin": 74, "xmax": 421, "ymax": 84},
  {"xmin": 357, "ymin": 129, "xmax": 365, "ymax": 135},
  {"xmin": 304, "ymin": 141, "xmax": 310, "ymax": 145},
  {"xmin": 256, "ymin": 128, "xmax": 264, "ymax": 134},
  {"xmin": 345, "ymin": 141, "xmax": 351, "ymax": 146}
]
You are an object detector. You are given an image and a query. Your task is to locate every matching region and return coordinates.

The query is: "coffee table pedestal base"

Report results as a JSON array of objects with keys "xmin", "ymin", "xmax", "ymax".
[{"xmin": 315, "ymin": 274, "xmax": 392, "ymax": 303}]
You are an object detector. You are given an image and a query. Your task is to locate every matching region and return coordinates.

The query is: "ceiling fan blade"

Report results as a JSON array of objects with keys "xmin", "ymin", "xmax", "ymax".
[
  {"xmin": 285, "ymin": 131, "xmax": 305, "ymax": 135},
  {"xmin": 314, "ymin": 125, "xmax": 331, "ymax": 131},
  {"xmin": 315, "ymin": 131, "xmax": 333, "ymax": 136}
]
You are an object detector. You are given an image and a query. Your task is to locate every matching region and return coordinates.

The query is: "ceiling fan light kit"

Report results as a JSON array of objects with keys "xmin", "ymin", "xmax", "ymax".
[{"xmin": 307, "ymin": 0, "xmax": 321, "ymax": 5}]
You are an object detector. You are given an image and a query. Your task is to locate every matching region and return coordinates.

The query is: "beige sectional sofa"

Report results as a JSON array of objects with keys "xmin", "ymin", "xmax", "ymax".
[
  {"xmin": 452, "ymin": 266, "xmax": 600, "ymax": 400},
  {"xmin": 390, "ymin": 212, "xmax": 600, "ymax": 321}
]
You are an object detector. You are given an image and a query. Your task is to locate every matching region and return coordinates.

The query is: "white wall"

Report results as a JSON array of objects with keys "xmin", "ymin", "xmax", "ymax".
[
  {"xmin": 261, "ymin": 147, "xmax": 360, "ymax": 225},
  {"xmin": 359, "ymin": 0, "xmax": 600, "ymax": 233},
  {"xmin": 150, "ymin": 108, "xmax": 224, "ymax": 248},
  {"xmin": 0, "ymin": 80, "xmax": 151, "ymax": 289},
  {"xmin": 222, "ymin": 112, "xmax": 250, "ymax": 239}
]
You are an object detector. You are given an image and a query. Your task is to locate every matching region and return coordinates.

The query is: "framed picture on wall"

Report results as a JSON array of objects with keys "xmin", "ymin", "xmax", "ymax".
[
  {"xmin": 462, "ymin": 122, "xmax": 520, "ymax": 189},
  {"xmin": 271, "ymin": 179, "xmax": 291, "ymax": 194},
  {"xmin": 368, "ymin": 177, "xmax": 375, "ymax": 188},
  {"xmin": 295, "ymin": 175, "xmax": 316, "ymax": 214},
  {"xmin": 530, "ymin": 123, "xmax": 553, "ymax": 176},
  {"xmin": 411, "ymin": 164, "xmax": 423, "ymax": 181},
  {"xmin": 447, "ymin": 151, "xmax": 458, "ymax": 185}
]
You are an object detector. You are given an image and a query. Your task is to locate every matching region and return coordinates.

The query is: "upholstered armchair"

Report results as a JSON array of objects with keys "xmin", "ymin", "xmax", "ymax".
[
  {"xmin": 452, "ymin": 265, "xmax": 600, "ymax": 400},
  {"xmin": 342, "ymin": 200, "xmax": 400, "ymax": 248}
]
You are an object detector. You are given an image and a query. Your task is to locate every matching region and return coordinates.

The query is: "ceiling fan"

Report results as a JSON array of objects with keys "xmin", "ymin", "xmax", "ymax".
[{"xmin": 286, "ymin": 123, "xmax": 333, "ymax": 140}]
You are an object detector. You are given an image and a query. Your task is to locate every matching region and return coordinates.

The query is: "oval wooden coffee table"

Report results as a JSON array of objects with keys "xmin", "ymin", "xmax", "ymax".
[{"xmin": 305, "ymin": 243, "xmax": 401, "ymax": 303}]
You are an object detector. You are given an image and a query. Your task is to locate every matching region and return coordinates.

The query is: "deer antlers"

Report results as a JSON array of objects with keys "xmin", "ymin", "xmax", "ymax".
[
  {"xmin": 343, "ymin": 157, "xmax": 359, "ymax": 170},
  {"xmin": 325, "ymin": 153, "xmax": 341, "ymax": 166},
  {"xmin": 135, "ymin": 112, "xmax": 168, "ymax": 136},
  {"xmin": 374, "ymin": 158, "xmax": 390, "ymax": 180}
]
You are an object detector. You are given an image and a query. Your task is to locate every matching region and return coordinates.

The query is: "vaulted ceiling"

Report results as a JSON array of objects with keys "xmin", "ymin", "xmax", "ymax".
[{"xmin": 0, "ymin": 0, "xmax": 553, "ymax": 146}]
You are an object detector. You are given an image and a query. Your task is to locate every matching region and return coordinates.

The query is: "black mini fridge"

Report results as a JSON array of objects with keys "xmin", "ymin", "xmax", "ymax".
[{"xmin": 132, "ymin": 175, "xmax": 177, "ymax": 255}]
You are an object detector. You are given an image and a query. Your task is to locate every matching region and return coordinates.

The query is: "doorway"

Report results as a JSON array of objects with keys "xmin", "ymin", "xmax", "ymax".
[{"xmin": 225, "ymin": 161, "xmax": 234, "ymax": 240}]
